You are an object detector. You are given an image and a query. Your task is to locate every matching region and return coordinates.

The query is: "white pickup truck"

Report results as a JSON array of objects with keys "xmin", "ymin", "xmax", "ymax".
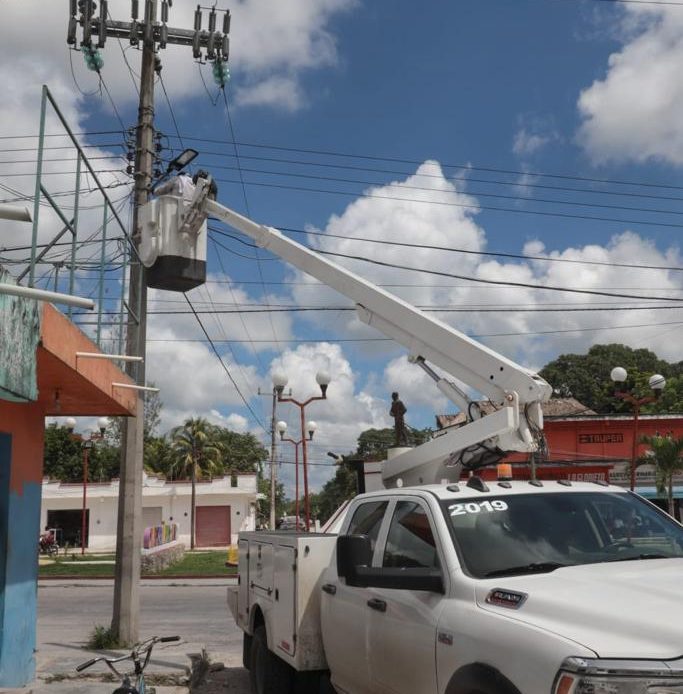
[
  {"xmin": 229, "ymin": 478, "xmax": 683, "ymax": 694},
  {"xmin": 151, "ymin": 183, "xmax": 683, "ymax": 692}
]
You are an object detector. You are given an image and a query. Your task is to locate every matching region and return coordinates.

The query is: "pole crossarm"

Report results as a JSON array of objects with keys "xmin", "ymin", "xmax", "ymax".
[{"xmin": 101, "ymin": 20, "xmax": 218, "ymax": 48}]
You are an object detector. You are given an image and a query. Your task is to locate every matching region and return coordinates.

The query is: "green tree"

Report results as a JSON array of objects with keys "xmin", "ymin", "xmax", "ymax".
[
  {"xmin": 208, "ymin": 425, "xmax": 268, "ymax": 475},
  {"xmin": 107, "ymin": 385, "xmax": 163, "ymax": 447},
  {"xmin": 310, "ymin": 461, "xmax": 358, "ymax": 524},
  {"xmin": 171, "ymin": 417, "xmax": 223, "ymax": 549},
  {"xmin": 144, "ymin": 436, "xmax": 175, "ymax": 477},
  {"xmin": 540, "ymin": 344, "xmax": 679, "ymax": 414},
  {"xmin": 356, "ymin": 426, "xmax": 431, "ymax": 460},
  {"xmin": 43, "ymin": 423, "xmax": 119, "ymax": 482},
  {"xmin": 257, "ymin": 477, "xmax": 286, "ymax": 528},
  {"xmin": 43, "ymin": 424, "xmax": 82, "ymax": 481},
  {"xmin": 308, "ymin": 426, "xmax": 433, "ymax": 525},
  {"xmin": 640, "ymin": 433, "xmax": 683, "ymax": 517}
]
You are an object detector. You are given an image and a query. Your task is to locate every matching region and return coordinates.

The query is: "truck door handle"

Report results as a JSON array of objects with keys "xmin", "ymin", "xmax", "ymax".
[
  {"xmin": 367, "ymin": 598, "xmax": 387, "ymax": 612},
  {"xmin": 322, "ymin": 583, "xmax": 337, "ymax": 595}
]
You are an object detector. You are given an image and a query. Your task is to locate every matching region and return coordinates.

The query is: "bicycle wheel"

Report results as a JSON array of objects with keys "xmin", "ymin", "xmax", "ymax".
[{"xmin": 113, "ymin": 685, "xmax": 138, "ymax": 694}]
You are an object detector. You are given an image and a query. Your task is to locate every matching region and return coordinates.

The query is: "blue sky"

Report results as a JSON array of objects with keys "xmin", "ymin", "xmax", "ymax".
[{"xmin": 1, "ymin": 0, "xmax": 682, "ymax": 494}]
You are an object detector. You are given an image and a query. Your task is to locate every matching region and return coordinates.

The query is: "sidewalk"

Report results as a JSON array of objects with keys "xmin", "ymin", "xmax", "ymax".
[{"xmin": 2, "ymin": 578, "xmax": 249, "ymax": 694}]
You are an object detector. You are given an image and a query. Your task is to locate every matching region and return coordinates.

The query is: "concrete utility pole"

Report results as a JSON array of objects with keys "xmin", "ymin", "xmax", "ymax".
[
  {"xmin": 268, "ymin": 389, "xmax": 277, "ymax": 529},
  {"xmin": 111, "ymin": 1, "xmax": 156, "ymax": 642},
  {"xmin": 258, "ymin": 387, "xmax": 280, "ymax": 529},
  {"xmin": 67, "ymin": 0, "xmax": 231, "ymax": 644}
]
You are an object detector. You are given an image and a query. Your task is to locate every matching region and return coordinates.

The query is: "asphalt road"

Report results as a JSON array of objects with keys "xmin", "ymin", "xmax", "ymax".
[{"xmin": 36, "ymin": 579, "xmax": 250, "ymax": 693}]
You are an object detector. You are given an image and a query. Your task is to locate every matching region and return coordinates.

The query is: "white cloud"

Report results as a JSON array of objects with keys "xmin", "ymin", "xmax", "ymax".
[
  {"xmin": 289, "ymin": 160, "xmax": 486, "ymax": 340},
  {"xmin": 577, "ymin": 6, "xmax": 683, "ymax": 164},
  {"xmin": 513, "ymin": 129, "xmax": 551, "ymax": 157},
  {"xmin": 209, "ymin": 411, "xmax": 249, "ymax": 433},
  {"xmin": 384, "ymin": 355, "xmax": 448, "ymax": 415},
  {"xmin": 267, "ymin": 342, "xmax": 388, "ymax": 495},
  {"xmin": 234, "ymin": 76, "xmax": 304, "ymax": 112},
  {"xmin": 278, "ymin": 161, "xmax": 683, "ymax": 396}
]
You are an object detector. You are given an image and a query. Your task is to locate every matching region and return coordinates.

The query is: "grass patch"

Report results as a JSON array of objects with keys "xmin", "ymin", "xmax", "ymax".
[
  {"xmin": 60, "ymin": 553, "xmax": 116, "ymax": 562},
  {"xmin": 40, "ymin": 561, "xmax": 115, "ymax": 577},
  {"xmin": 39, "ymin": 550, "xmax": 237, "ymax": 578},
  {"xmin": 87, "ymin": 624, "xmax": 123, "ymax": 650},
  {"xmin": 154, "ymin": 551, "xmax": 237, "ymax": 577}
]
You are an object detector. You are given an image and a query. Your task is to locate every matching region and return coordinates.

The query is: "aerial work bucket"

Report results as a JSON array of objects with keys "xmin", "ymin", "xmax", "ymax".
[{"xmin": 138, "ymin": 195, "xmax": 207, "ymax": 292}]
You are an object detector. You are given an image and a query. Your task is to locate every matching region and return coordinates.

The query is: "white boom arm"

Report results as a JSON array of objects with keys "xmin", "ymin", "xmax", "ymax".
[{"xmin": 187, "ymin": 189, "xmax": 551, "ymax": 486}]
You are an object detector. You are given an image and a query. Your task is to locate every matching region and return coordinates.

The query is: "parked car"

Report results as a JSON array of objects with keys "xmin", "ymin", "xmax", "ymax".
[{"xmin": 276, "ymin": 516, "xmax": 306, "ymax": 532}]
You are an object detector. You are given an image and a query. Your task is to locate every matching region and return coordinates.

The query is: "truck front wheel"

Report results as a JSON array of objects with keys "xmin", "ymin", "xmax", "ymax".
[
  {"xmin": 249, "ymin": 625, "xmax": 293, "ymax": 694},
  {"xmin": 446, "ymin": 663, "xmax": 521, "ymax": 694}
]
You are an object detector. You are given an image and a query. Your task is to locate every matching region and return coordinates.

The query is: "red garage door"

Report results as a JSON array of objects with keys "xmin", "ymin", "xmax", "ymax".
[{"xmin": 196, "ymin": 505, "xmax": 231, "ymax": 547}]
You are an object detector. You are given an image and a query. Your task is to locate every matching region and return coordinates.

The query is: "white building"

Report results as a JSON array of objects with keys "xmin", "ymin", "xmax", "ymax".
[{"xmin": 40, "ymin": 472, "xmax": 260, "ymax": 551}]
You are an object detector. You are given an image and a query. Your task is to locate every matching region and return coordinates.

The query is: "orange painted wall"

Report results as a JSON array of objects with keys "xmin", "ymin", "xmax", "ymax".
[
  {"xmin": 545, "ymin": 417, "xmax": 683, "ymax": 463},
  {"xmin": 0, "ymin": 401, "xmax": 45, "ymax": 495}
]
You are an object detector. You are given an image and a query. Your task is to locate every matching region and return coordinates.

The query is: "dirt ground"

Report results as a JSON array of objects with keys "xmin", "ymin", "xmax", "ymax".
[{"xmin": 191, "ymin": 664, "xmax": 250, "ymax": 693}]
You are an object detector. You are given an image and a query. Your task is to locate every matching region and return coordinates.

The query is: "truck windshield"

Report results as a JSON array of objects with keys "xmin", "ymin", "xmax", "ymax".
[{"xmin": 440, "ymin": 492, "xmax": 683, "ymax": 578}]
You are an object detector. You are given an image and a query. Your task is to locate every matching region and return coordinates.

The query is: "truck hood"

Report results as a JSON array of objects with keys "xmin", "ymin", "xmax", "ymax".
[{"xmin": 475, "ymin": 558, "xmax": 683, "ymax": 658}]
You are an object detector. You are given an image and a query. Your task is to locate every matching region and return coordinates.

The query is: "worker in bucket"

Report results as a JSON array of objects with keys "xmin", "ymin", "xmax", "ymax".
[
  {"xmin": 153, "ymin": 170, "xmax": 195, "ymax": 202},
  {"xmin": 192, "ymin": 169, "xmax": 218, "ymax": 200}
]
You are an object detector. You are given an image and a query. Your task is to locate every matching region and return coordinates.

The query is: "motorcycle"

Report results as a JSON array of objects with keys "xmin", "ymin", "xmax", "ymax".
[{"xmin": 39, "ymin": 534, "xmax": 59, "ymax": 557}]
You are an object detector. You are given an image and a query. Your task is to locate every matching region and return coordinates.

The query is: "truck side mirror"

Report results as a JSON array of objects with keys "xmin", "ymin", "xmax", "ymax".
[{"xmin": 337, "ymin": 534, "xmax": 372, "ymax": 586}]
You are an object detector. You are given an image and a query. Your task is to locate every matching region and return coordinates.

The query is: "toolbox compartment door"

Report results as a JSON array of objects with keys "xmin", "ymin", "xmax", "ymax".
[
  {"xmin": 236, "ymin": 538, "xmax": 250, "ymax": 630},
  {"xmin": 272, "ymin": 544, "xmax": 297, "ymax": 659},
  {"xmin": 249, "ymin": 541, "xmax": 275, "ymax": 601}
]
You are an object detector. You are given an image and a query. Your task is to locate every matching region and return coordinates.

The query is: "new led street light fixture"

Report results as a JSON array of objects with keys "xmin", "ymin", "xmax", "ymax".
[{"xmin": 167, "ymin": 148, "xmax": 198, "ymax": 174}]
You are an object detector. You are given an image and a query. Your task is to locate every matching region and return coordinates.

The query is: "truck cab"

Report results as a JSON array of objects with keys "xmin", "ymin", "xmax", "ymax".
[{"xmin": 321, "ymin": 480, "xmax": 683, "ymax": 694}]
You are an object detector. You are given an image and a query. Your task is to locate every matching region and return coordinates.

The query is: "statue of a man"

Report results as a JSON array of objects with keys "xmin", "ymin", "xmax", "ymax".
[{"xmin": 390, "ymin": 392, "xmax": 408, "ymax": 446}]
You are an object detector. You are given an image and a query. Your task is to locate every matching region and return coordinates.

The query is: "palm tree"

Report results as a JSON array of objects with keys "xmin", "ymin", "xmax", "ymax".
[
  {"xmin": 171, "ymin": 417, "xmax": 223, "ymax": 549},
  {"xmin": 640, "ymin": 433, "xmax": 683, "ymax": 517}
]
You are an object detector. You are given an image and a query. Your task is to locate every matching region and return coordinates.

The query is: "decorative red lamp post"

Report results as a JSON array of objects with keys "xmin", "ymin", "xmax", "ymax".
[
  {"xmin": 276, "ymin": 419, "xmax": 318, "ymax": 531},
  {"xmin": 610, "ymin": 367, "xmax": 666, "ymax": 491},
  {"xmin": 65, "ymin": 417, "xmax": 109, "ymax": 554},
  {"xmin": 273, "ymin": 370, "xmax": 330, "ymax": 531}
]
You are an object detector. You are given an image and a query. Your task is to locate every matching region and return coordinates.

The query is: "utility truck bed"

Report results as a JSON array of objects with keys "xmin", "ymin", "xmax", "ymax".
[{"xmin": 229, "ymin": 531, "xmax": 336, "ymax": 671}]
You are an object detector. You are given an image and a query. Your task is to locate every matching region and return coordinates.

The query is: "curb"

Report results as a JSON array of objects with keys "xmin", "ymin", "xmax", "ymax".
[{"xmin": 38, "ymin": 574, "xmax": 237, "ymax": 581}]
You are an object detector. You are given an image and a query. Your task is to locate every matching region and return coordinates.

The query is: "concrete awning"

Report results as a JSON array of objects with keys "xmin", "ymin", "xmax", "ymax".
[{"xmin": 37, "ymin": 304, "xmax": 136, "ymax": 417}]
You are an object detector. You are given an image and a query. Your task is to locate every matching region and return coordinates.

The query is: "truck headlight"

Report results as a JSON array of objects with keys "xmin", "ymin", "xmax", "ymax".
[{"xmin": 554, "ymin": 657, "xmax": 683, "ymax": 693}]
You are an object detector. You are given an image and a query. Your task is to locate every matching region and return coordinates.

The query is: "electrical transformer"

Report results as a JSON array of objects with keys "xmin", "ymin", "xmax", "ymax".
[{"xmin": 138, "ymin": 195, "xmax": 207, "ymax": 291}]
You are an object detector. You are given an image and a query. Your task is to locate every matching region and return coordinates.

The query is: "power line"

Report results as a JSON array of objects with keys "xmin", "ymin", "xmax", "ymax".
[
  {"xmin": 206, "ymin": 231, "xmax": 683, "ymax": 301},
  {"xmin": 175, "ymin": 161, "xmax": 683, "ymax": 220},
  {"xmin": 6, "ymin": 140, "xmax": 683, "ymax": 206},
  {"xmin": 177, "ymin": 150, "xmax": 683, "ymax": 205},
  {"xmin": 164, "ymin": 133, "xmax": 683, "ymax": 194},
  {"xmin": 220, "ymin": 86, "xmax": 284, "ymax": 356},
  {"xmin": 209, "ymin": 176, "xmax": 683, "ymax": 231},
  {"xmin": 212, "ymin": 226, "xmax": 683, "ymax": 273},
  {"xmin": 135, "ymin": 318, "xmax": 683, "ymax": 341},
  {"xmin": 98, "ymin": 72, "xmax": 128, "ymax": 133},
  {"xmin": 182, "ymin": 293, "xmax": 267, "ymax": 433},
  {"xmin": 88, "ymin": 302, "xmax": 683, "ymax": 315},
  {"xmin": 10, "ymin": 151, "xmax": 683, "ymax": 223},
  {"xmin": 315, "ymin": 248, "xmax": 683, "ymax": 302},
  {"xmin": 0, "ymin": 130, "xmax": 124, "ymax": 139}
]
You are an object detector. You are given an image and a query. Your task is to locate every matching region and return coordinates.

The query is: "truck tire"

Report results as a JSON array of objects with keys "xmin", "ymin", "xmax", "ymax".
[
  {"xmin": 446, "ymin": 663, "xmax": 521, "ymax": 694},
  {"xmin": 243, "ymin": 632, "xmax": 253, "ymax": 670},
  {"xmin": 294, "ymin": 670, "xmax": 334, "ymax": 694},
  {"xmin": 249, "ymin": 625, "xmax": 293, "ymax": 694}
]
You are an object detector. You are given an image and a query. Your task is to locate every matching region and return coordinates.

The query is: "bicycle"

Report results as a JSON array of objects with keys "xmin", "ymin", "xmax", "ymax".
[{"xmin": 76, "ymin": 635, "xmax": 181, "ymax": 694}]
